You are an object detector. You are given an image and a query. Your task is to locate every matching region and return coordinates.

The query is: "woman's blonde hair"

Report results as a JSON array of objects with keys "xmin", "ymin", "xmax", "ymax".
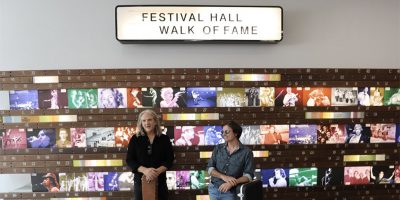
[{"xmin": 136, "ymin": 109, "xmax": 162, "ymax": 137}]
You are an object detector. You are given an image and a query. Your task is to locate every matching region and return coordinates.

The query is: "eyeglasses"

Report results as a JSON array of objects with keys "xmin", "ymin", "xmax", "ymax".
[
  {"xmin": 147, "ymin": 144, "xmax": 152, "ymax": 155},
  {"xmin": 222, "ymin": 130, "xmax": 231, "ymax": 135}
]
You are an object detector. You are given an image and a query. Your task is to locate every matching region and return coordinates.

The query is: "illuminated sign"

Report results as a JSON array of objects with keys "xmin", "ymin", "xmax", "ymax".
[{"xmin": 116, "ymin": 6, "xmax": 283, "ymax": 42}]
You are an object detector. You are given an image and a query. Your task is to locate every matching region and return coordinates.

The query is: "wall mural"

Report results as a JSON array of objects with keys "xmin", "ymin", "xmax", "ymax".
[{"xmin": 0, "ymin": 68, "xmax": 399, "ymax": 199}]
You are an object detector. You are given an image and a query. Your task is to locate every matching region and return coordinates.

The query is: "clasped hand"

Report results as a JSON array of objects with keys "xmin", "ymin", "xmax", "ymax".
[
  {"xmin": 143, "ymin": 167, "xmax": 159, "ymax": 182},
  {"xmin": 219, "ymin": 175, "xmax": 238, "ymax": 192}
]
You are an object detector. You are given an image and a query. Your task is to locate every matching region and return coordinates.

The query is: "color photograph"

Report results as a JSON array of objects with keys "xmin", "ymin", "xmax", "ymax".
[
  {"xmin": 38, "ymin": 89, "xmax": 68, "ymax": 109},
  {"xmin": 9, "ymin": 90, "xmax": 39, "ymax": 110},
  {"xmin": 303, "ymin": 87, "xmax": 331, "ymax": 107},
  {"xmin": 127, "ymin": 88, "xmax": 143, "ymax": 108},
  {"xmin": 98, "ymin": 88, "xmax": 127, "ymax": 108},
  {"xmin": 2, "ymin": 128, "xmax": 27, "ymax": 149},
  {"xmin": 289, "ymin": 124, "xmax": 317, "ymax": 144},
  {"xmin": 345, "ymin": 124, "xmax": 371, "ymax": 144},
  {"xmin": 67, "ymin": 88, "xmax": 98, "ymax": 109},
  {"xmin": 289, "ymin": 168, "xmax": 317, "ymax": 187},
  {"xmin": 260, "ymin": 125, "xmax": 289, "ymax": 145},
  {"xmin": 26, "ymin": 128, "xmax": 56, "ymax": 148},
  {"xmin": 384, "ymin": 87, "xmax": 400, "ymax": 105},
  {"xmin": 217, "ymin": 87, "xmax": 246, "ymax": 107},
  {"xmin": 186, "ymin": 87, "xmax": 217, "ymax": 107},
  {"xmin": 317, "ymin": 124, "xmax": 346, "ymax": 144},
  {"xmin": 261, "ymin": 168, "xmax": 289, "ymax": 188},
  {"xmin": 275, "ymin": 87, "xmax": 302, "ymax": 107}
]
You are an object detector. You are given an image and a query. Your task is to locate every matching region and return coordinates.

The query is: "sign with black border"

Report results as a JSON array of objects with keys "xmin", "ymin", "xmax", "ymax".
[{"xmin": 115, "ymin": 5, "xmax": 283, "ymax": 43}]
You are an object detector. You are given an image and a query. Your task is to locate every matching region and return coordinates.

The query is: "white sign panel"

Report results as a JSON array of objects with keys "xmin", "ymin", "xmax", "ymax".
[{"xmin": 116, "ymin": 6, "xmax": 283, "ymax": 42}]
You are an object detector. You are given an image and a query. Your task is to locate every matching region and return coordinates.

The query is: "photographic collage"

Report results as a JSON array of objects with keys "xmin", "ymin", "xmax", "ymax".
[
  {"xmin": 2, "ymin": 166, "xmax": 400, "ymax": 193},
  {"xmin": 0, "ymin": 86, "xmax": 399, "ymax": 111},
  {"xmin": 0, "ymin": 86, "xmax": 399, "ymax": 193}
]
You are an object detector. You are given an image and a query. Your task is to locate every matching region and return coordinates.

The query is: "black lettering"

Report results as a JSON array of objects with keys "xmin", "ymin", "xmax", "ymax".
[
  {"xmin": 171, "ymin": 26, "xmax": 178, "ymax": 34},
  {"xmin": 142, "ymin": 13, "xmax": 148, "ymax": 21},
  {"xmin": 159, "ymin": 13, "xmax": 165, "ymax": 21},
  {"xmin": 180, "ymin": 13, "xmax": 187, "ymax": 21},
  {"xmin": 210, "ymin": 13, "xmax": 217, "ymax": 21},
  {"xmin": 203, "ymin": 26, "xmax": 211, "ymax": 34},
  {"xmin": 150, "ymin": 13, "xmax": 156, "ymax": 21},
  {"xmin": 159, "ymin": 26, "xmax": 169, "ymax": 34},
  {"xmin": 188, "ymin": 26, "xmax": 194, "ymax": 34}
]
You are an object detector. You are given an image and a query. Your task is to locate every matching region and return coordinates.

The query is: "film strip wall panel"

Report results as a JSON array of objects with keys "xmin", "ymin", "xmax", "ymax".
[{"xmin": 0, "ymin": 68, "xmax": 399, "ymax": 199}]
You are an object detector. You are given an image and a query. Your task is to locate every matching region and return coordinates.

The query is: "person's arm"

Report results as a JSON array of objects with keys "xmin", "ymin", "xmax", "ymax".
[
  {"xmin": 218, "ymin": 149, "xmax": 255, "ymax": 192},
  {"xmin": 370, "ymin": 169, "xmax": 375, "ymax": 180},
  {"xmin": 126, "ymin": 136, "xmax": 140, "ymax": 173},
  {"xmin": 157, "ymin": 135, "xmax": 174, "ymax": 174}
]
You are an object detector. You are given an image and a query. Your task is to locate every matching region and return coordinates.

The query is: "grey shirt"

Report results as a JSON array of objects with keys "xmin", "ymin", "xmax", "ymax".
[{"xmin": 206, "ymin": 142, "xmax": 254, "ymax": 190}]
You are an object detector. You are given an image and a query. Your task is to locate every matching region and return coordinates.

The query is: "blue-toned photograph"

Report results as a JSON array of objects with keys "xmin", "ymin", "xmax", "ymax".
[
  {"xmin": 289, "ymin": 124, "xmax": 317, "ymax": 144},
  {"xmin": 9, "ymin": 90, "xmax": 39, "ymax": 110},
  {"xmin": 345, "ymin": 124, "xmax": 371, "ymax": 144},
  {"xmin": 186, "ymin": 87, "xmax": 216, "ymax": 107},
  {"xmin": 396, "ymin": 124, "xmax": 400, "ymax": 143},
  {"xmin": 204, "ymin": 126, "xmax": 223, "ymax": 145},
  {"xmin": 261, "ymin": 168, "xmax": 289, "ymax": 188},
  {"xmin": 104, "ymin": 172, "xmax": 119, "ymax": 191},
  {"xmin": 26, "ymin": 128, "xmax": 56, "ymax": 148}
]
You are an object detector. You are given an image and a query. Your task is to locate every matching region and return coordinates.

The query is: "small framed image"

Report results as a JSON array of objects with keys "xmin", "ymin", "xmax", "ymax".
[
  {"xmin": 369, "ymin": 87, "xmax": 384, "ymax": 106},
  {"xmin": 275, "ymin": 87, "xmax": 302, "ymax": 107},
  {"xmin": 289, "ymin": 125, "xmax": 317, "ymax": 144},
  {"xmin": 9, "ymin": 90, "xmax": 39, "ymax": 110},
  {"xmin": 217, "ymin": 87, "xmax": 246, "ymax": 107},
  {"xmin": 38, "ymin": 89, "xmax": 68, "ymax": 109},
  {"xmin": 331, "ymin": 87, "xmax": 358, "ymax": 106},
  {"xmin": 317, "ymin": 167, "xmax": 343, "ymax": 186},
  {"xmin": 369, "ymin": 124, "xmax": 396, "ymax": 143},
  {"xmin": 303, "ymin": 87, "xmax": 331, "ymax": 107},
  {"xmin": 289, "ymin": 168, "xmax": 317, "ymax": 187},
  {"xmin": 384, "ymin": 87, "xmax": 400, "ymax": 105},
  {"xmin": 186, "ymin": 87, "xmax": 216, "ymax": 107},
  {"xmin": 98, "ymin": 88, "xmax": 127, "ymax": 108},
  {"xmin": 261, "ymin": 168, "xmax": 289, "ymax": 188}
]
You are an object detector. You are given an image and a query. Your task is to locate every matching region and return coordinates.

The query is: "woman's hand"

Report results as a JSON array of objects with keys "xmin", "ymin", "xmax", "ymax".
[{"xmin": 142, "ymin": 167, "xmax": 158, "ymax": 182}]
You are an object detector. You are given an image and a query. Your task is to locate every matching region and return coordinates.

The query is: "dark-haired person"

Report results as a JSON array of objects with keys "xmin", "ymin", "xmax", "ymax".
[
  {"xmin": 126, "ymin": 109, "xmax": 174, "ymax": 200},
  {"xmin": 42, "ymin": 173, "xmax": 60, "ymax": 192},
  {"xmin": 207, "ymin": 121, "xmax": 254, "ymax": 200}
]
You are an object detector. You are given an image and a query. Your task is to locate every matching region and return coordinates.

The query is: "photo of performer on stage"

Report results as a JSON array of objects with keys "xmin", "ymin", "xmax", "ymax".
[{"xmin": 275, "ymin": 87, "xmax": 302, "ymax": 107}]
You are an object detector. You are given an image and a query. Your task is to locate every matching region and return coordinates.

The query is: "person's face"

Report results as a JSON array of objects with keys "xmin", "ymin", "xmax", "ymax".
[
  {"xmin": 141, "ymin": 112, "xmax": 156, "ymax": 134},
  {"xmin": 222, "ymin": 125, "xmax": 236, "ymax": 142},
  {"xmin": 275, "ymin": 170, "xmax": 282, "ymax": 178},
  {"xmin": 163, "ymin": 89, "xmax": 173, "ymax": 101},
  {"xmin": 42, "ymin": 177, "xmax": 51, "ymax": 186},
  {"xmin": 270, "ymin": 126, "xmax": 276, "ymax": 133},
  {"xmin": 286, "ymin": 88, "xmax": 292, "ymax": 93},
  {"xmin": 379, "ymin": 171, "xmax": 384, "ymax": 178},
  {"xmin": 354, "ymin": 125, "xmax": 362, "ymax": 135},
  {"xmin": 184, "ymin": 128, "xmax": 195, "ymax": 139},
  {"xmin": 363, "ymin": 87, "xmax": 368, "ymax": 93},
  {"xmin": 131, "ymin": 89, "xmax": 139, "ymax": 96},
  {"xmin": 59, "ymin": 130, "xmax": 68, "ymax": 140},
  {"xmin": 166, "ymin": 174, "xmax": 176, "ymax": 187},
  {"xmin": 101, "ymin": 90, "xmax": 116, "ymax": 108}
]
